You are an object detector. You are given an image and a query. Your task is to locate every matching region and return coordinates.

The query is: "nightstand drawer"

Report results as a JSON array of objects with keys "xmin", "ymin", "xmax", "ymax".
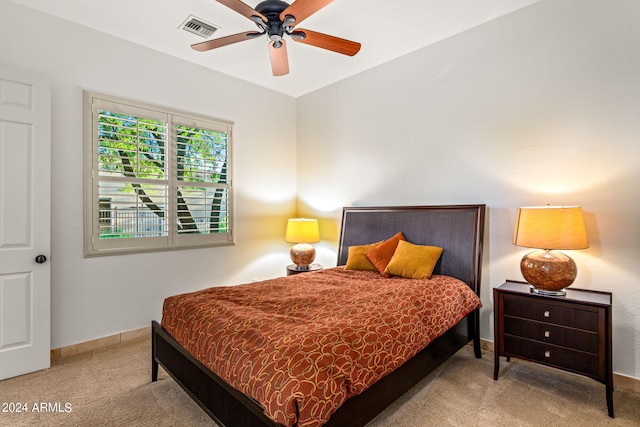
[
  {"xmin": 504, "ymin": 317, "xmax": 599, "ymax": 353},
  {"xmin": 504, "ymin": 336, "xmax": 599, "ymax": 377},
  {"xmin": 503, "ymin": 296, "xmax": 599, "ymax": 331}
]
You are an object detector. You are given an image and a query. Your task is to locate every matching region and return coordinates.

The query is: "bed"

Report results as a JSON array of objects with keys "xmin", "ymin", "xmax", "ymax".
[{"xmin": 152, "ymin": 204, "xmax": 485, "ymax": 427}]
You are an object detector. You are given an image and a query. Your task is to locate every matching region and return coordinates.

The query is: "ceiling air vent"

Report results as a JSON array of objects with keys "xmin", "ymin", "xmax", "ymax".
[{"xmin": 180, "ymin": 16, "xmax": 219, "ymax": 38}]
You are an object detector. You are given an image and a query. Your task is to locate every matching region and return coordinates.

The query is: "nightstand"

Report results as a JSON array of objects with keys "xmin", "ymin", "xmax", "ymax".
[
  {"xmin": 493, "ymin": 280, "xmax": 613, "ymax": 417},
  {"xmin": 286, "ymin": 263, "xmax": 323, "ymax": 276}
]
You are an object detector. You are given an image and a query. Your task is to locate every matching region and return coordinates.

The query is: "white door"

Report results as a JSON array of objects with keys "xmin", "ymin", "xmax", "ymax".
[{"xmin": 0, "ymin": 63, "xmax": 51, "ymax": 380}]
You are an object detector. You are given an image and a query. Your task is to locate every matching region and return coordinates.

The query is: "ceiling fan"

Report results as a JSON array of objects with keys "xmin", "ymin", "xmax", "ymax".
[{"xmin": 191, "ymin": 0, "xmax": 361, "ymax": 76}]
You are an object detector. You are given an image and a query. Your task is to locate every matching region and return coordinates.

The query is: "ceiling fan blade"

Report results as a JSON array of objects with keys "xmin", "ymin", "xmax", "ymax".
[
  {"xmin": 217, "ymin": 0, "xmax": 267, "ymax": 23},
  {"xmin": 191, "ymin": 31, "xmax": 263, "ymax": 51},
  {"xmin": 269, "ymin": 40, "xmax": 290, "ymax": 76},
  {"xmin": 290, "ymin": 29, "xmax": 361, "ymax": 56},
  {"xmin": 280, "ymin": 0, "xmax": 333, "ymax": 26}
]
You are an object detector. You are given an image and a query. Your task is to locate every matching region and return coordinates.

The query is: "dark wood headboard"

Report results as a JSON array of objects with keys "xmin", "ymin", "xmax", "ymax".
[{"xmin": 337, "ymin": 205, "xmax": 485, "ymax": 296}]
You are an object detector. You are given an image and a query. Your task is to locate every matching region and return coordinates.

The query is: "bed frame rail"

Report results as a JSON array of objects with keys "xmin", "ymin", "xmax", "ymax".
[{"xmin": 152, "ymin": 320, "xmax": 279, "ymax": 427}]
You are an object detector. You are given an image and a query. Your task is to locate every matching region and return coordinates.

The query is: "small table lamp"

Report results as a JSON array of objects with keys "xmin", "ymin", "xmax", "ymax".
[
  {"xmin": 513, "ymin": 206, "xmax": 589, "ymax": 295},
  {"xmin": 285, "ymin": 218, "xmax": 320, "ymax": 270}
]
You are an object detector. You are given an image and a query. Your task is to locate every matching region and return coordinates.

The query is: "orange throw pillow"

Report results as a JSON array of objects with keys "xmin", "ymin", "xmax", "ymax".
[{"xmin": 365, "ymin": 232, "xmax": 406, "ymax": 276}]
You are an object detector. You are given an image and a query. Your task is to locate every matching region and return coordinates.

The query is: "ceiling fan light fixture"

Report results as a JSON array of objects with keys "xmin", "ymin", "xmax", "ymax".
[
  {"xmin": 282, "ymin": 15, "xmax": 296, "ymax": 26},
  {"xmin": 289, "ymin": 30, "xmax": 306, "ymax": 41},
  {"xmin": 250, "ymin": 15, "xmax": 267, "ymax": 25},
  {"xmin": 246, "ymin": 31, "xmax": 265, "ymax": 39}
]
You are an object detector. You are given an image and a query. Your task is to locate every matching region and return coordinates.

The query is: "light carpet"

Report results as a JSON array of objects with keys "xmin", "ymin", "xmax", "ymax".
[{"xmin": 1, "ymin": 336, "xmax": 638, "ymax": 426}]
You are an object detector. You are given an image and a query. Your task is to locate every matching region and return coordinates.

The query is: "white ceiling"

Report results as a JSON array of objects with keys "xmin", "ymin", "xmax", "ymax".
[{"xmin": 8, "ymin": 0, "xmax": 540, "ymax": 97}]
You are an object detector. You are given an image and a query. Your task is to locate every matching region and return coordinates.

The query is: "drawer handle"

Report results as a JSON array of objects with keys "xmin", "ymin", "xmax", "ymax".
[
  {"xmin": 544, "ymin": 351, "xmax": 551, "ymax": 358},
  {"xmin": 544, "ymin": 310, "xmax": 550, "ymax": 318},
  {"xmin": 544, "ymin": 330, "xmax": 551, "ymax": 338}
]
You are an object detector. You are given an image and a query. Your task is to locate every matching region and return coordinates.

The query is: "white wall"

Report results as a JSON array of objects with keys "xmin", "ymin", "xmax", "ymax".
[
  {"xmin": 297, "ymin": 0, "xmax": 640, "ymax": 379},
  {"xmin": 0, "ymin": 1, "xmax": 298, "ymax": 348}
]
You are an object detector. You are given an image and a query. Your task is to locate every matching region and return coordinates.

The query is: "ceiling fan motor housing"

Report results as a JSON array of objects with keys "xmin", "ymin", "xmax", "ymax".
[
  {"xmin": 255, "ymin": 0, "xmax": 291, "ymax": 44},
  {"xmin": 255, "ymin": 0, "xmax": 290, "ymax": 16}
]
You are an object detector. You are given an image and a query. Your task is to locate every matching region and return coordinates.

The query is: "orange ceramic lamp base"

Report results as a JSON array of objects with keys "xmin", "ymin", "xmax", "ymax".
[
  {"xmin": 290, "ymin": 243, "xmax": 316, "ymax": 269},
  {"xmin": 520, "ymin": 249, "xmax": 577, "ymax": 295}
]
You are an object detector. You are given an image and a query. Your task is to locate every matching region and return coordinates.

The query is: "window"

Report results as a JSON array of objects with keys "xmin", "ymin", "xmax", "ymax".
[{"xmin": 84, "ymin": 91, "xmax": 233, "ymax": 256}]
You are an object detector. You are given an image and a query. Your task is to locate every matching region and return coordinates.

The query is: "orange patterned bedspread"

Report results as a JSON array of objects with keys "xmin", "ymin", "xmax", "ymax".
[{"xmin": 161, "ymin": 267, "xmax": 481, "ymax": 427}]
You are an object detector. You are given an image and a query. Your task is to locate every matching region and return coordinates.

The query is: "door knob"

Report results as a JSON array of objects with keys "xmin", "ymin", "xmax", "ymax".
[{"xmin": 35, "ymin": 255, "xmax": 47, "ymax": 264}]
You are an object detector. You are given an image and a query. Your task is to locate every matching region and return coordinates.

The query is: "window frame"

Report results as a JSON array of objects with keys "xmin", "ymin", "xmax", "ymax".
[{"xmin": 83, "ymin": 90, "xmax": 234, "ymax": 257}]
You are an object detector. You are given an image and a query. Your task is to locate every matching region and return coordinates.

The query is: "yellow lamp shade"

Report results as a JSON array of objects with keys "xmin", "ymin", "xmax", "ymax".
[
  {"xmin": 513, "ymin": 206, "xmax": 588, "ymax": 250},
  {"xmin": 285, "ymin": 218, "xmax": 320, "ymax": 243}
]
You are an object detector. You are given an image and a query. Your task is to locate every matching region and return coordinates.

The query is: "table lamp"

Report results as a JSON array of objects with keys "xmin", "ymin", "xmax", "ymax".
[
  {"xmin": 285, "ymin": 218, "xmax": 320, "ymax": 270},
  {"xmin": 512, "ymin": 206, "xmax": 588, "ymax": 295}
]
